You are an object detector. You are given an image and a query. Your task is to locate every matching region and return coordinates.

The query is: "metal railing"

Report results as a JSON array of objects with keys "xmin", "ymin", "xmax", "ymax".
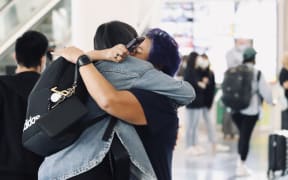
[{"xmin": 0, "ymin": 0, "xmax": 62, "ymax": 58}]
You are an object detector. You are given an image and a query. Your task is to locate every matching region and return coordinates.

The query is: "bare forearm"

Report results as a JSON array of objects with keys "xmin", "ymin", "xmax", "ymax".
[
  {"xmin": 79, "ymin": 64, "xmax": 146, "ymax": 125},
  {"xmin": 86, "ymin": 45, "xmax": 128, "ymax": 62},
  {"xmin": 54, "ymin": 45, "xmax": 128, "ymax": 64},
  {"xmin": 86, "ymin": 50, "xmax": 108, "ymax": 62},
  {"xmin": 79, "ymin": 64, "xmax": 117, "ymax": 107},
  {"xmin": 53, "ymin": 45, "xmax": 145, "ymax": 124}
]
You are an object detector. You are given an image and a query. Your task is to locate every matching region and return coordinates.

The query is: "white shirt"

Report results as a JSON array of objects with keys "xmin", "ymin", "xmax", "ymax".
[
  {"xmin": 240, "ymin": 63, "xmax": 273, "ymax": 115},
  {"xmin": 226, "ymin": 48, "xmax": 243, "ymax": 68}
]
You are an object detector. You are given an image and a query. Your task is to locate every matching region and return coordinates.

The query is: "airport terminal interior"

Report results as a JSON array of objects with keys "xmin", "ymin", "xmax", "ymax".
[{"xmin": 1, "ymin": 0, "xmax": 288, "ymax": 179}]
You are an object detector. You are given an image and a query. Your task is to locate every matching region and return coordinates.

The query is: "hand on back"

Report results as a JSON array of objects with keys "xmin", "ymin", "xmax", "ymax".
[{"xmin": 53, "ymin": 44, "xmax": 129, "ymax": 64}]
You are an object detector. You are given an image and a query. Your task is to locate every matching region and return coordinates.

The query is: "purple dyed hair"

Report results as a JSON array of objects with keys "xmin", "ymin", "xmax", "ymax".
[{"xmin": 146, "ymin": 28, "xmax": 181, "ymax": 76}]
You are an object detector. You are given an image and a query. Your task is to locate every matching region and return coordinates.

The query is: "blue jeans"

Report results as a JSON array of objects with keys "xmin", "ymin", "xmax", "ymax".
[{"xmin": 185, "ymin": 108, "xmax": 215, "ymax": 147}]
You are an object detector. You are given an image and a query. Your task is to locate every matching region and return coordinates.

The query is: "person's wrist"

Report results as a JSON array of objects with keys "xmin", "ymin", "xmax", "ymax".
[
  {"xmin": 101, "ymin": 49, "xmax": 111, "ymax": 60},
  {"xmin": 77, "ymin": 55, "xmax": 91, "ymax": 67}
]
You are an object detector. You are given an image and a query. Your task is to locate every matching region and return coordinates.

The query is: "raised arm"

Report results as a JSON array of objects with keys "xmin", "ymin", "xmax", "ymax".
[
  {"xmin": 87, "ymin": 49, "xmax": 195, "ymax": 106},
  {"xmin": 53, "ymin": 44, "xmax": 128, "ymax": 63},
  {"xmin": 78, "ymin": 44, "xmax": 195, "ymax": 105},
  {"xmin": 54, "ymin": 46, "xmax": 147, "ymax": 125},
  {"xmin": 71, "ymin": 46, "xmax": 195, "ymax": 106},
  {"xmin": 132, "ymin": 68, "xmax": 195, "ymax": 106}
]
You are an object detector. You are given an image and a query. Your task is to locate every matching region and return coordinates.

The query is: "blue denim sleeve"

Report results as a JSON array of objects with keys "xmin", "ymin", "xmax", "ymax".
[{"xmin": 132, "ymin": 68, "xmax": 195, "ymax": 106}]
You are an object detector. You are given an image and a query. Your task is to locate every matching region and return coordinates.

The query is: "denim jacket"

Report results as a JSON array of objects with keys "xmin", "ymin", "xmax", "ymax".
[{"xmin": 38, "ymin": 56, "xmax": 195, "ymax": 179}]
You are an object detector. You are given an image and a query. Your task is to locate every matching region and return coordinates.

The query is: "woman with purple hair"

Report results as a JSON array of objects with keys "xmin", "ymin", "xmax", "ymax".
[{"xmin": 133, "ymin": 28, "xmax": 181, "ymax": 77}]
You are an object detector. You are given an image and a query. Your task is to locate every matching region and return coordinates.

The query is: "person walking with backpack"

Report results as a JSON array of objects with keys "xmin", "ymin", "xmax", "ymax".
[
  {"xmin": 0, "ymin": 31, "xmax": 48, "ymax": 180},
  {"xmin": 224, "ymin": 47, "xmax": 273, "ymax": 176}
]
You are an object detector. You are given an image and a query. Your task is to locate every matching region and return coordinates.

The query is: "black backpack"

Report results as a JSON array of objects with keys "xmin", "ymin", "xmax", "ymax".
[
  {"xmin": 221, "ymin": 64, "xmax": 260, "ymax": 111},
  {"xmin": 22, "ymin": 57, "xmax": 95, "ymax": 156},
  {"xmin": 22, "ymin": 57, "xmax": 124, "ymax": 157}
]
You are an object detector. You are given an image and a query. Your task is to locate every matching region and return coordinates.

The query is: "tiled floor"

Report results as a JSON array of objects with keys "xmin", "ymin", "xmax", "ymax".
[
  {"xmin": 172, "ymin": 107, "xmax": 287, "ymax": 180},
  {"xmin": 172, "ymin": 135, "xmax": 269, "ymax": 180}
]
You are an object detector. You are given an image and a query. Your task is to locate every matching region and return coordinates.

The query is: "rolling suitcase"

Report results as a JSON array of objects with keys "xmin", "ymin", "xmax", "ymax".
[{"xmin": 267, "ymin": 130, "xmax": 288, "ymax": 179}]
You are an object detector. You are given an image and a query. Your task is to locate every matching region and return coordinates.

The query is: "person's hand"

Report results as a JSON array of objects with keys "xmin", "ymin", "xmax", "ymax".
[
  {"xmin": 102, "ymin": 44, "xmax": 129, "ymax": 63},
  {"xmin": 272, "ymin": 99, "xmax": 277, "ymax": 106},
  {"xmin": 283, "ymin": 81, "xmax": 288, "ymax": 89},
  {"xmin": 198, "ymin": 81, "xmax": 207, "ymax": 89},
  {"xmin": 202, "ymin": 77, "xmax": 209, "ymax": 84},
  {"xmin": 53, "ymin": 46, "xmax": 84, "ymax": 64}
]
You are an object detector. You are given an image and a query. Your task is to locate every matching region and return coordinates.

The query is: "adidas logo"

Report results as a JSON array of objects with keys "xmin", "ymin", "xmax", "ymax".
[{"xmin": 23, "ymin": 115, "xmax": 41, "ymax": 131}]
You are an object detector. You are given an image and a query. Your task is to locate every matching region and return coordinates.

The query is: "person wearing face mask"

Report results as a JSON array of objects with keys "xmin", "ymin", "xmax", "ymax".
[
  {"xmin": 226, "ymin": 38, "xmax": 252, "ymax": 69},
  {"xmin": 184, "ymin": 53, "xmax": 228, "ymax": 155}
]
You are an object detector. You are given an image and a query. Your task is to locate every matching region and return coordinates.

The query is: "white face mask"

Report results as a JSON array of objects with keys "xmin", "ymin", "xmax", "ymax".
[
  {"xmin": 196, "ymin": 57, "xmax": 209, "ymax": 69},
  {"xmin": 236, "ymin": 44, "xmax": 248, "ymax": 52}
]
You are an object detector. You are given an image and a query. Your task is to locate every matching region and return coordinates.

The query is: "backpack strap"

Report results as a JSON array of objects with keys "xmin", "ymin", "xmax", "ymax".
[
  {"xmin": 256, "ymin": 70, "xmax": 264, "ymax": 103},
  {"xmin": 257, "ymin": 70, "xmax": 261, "ymax": 82},
  {"xmin": 102, "ymin": 117, "xmax": 118, "ymax": 141},
  {"xmin": 109, "ymin": 134, "xmax": 130, "ymax": 180},
  {"xmin": 76, "ymin": 114, "xmax": 120, "ymax": 143},
  {"xmin": 78, "ymin": 114, "xmax": 109, "ymax": 132}
]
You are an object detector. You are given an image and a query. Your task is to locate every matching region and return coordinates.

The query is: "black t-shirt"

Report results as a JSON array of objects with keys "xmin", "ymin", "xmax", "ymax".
[
  {"xmin": 130, "ymin": 89, "xmax": 179, "ymax": 180},
  {"xmin": 279, "ymin": 68, "xmax": 288, "ymax": 99},
  {"xmin": 0, "ymin": 72, "xmax": 43, "ymax": 179}
]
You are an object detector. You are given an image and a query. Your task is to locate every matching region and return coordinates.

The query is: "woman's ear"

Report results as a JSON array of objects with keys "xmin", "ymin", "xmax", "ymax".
[
  {"xmin": 135, "ymin": 46, "xmax": 144, "ymax": 54},
  {"xmin": 40, "ymin": 55, "xmax": 47, "ymax": 72},
  {"xmin": 12, "ymin": 52, "xmax": 17, "ymax": 63},
  {"xmin": 130, "ymin": 46, "xmax": 143, "ymax": 56}
]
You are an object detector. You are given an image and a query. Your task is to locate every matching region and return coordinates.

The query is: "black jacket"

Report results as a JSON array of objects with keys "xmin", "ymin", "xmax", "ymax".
[
  {"xmin": 279, "ymin": 67, "xmax": 288, "ymax": 99},
  {"xmin": 184, "ymin": 67, "xmax": 215, "ymax": 109},
  {"xmin": 0, "ymin": 72, "xmax": 43, "ymax": 179}
]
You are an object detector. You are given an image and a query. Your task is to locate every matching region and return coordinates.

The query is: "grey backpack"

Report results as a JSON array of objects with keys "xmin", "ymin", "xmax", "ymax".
[{"xmin": 221, "ymin": 64, "xmax": 260, "ymax": 111}]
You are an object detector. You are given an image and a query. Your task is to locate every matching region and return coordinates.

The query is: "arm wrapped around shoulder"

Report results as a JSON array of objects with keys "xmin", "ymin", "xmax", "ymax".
[{"xmin": 132, "ymin": 68, "xmax": 195, "ymax": 106}]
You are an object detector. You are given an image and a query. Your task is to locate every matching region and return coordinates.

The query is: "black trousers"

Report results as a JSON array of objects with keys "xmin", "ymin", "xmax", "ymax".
[
  {"xmin": 69, "ymin": 154, "xmax": 113, "ymax": 180},
  {"xmin": 0, "ymin": 174, "xmax": 37, "ymax": 180},
  {"xmin": 69, "ymin": 135, "xmax": 130, "ymax": 180},
  {"xmin": 232, "ymin": 113, "xmax": 258, "ymax": 161},
  {"xmin": 281, "ymin": 109, "xmax": 288, "ymax": 129}
]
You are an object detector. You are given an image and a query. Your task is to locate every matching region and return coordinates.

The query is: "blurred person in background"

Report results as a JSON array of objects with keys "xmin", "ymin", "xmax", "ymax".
[
  {"xmin": 184, "ymin": 53, "xmax": 228, "ymax": 155},
  {"xmin": 0, "ymin": 31, "xmax": 48, "ymax": 180},
  {"xmin": 223, "ymin": 38, "xmax": 252, "ymax": 140},
  {"xmin": 176, "ymin": 55, "xmax": 189, "ymax": 78},
  {"xmin": 226, "ymin": 38, "xmax": 253, "ymax": 69},
  {"xmin": 279, "ymin": 52, "xmax": 288, "ymax": 129},
  {"xmin": 232, "ymin": 47, "xmax": 273, "ymax": 177},
  {"xmin": 184, "ymin": 52, "xmax": 202, "ymax": 154}
]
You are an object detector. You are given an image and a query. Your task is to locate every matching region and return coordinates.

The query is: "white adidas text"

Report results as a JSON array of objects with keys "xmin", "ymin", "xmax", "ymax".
[{"xmin": 23, "ymin": 115, "xmax": 40, "ymax": 131}]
